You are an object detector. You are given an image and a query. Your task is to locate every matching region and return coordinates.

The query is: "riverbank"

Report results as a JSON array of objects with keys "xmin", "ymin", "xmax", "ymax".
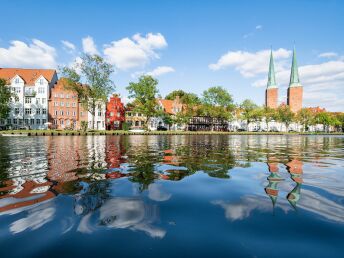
[{"xmin": 0, "ymin": 130, "xmax": 343, "ymax": 136}]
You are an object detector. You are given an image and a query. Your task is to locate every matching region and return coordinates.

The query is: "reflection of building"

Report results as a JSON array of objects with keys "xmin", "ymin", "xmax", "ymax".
[
  {"xmin": 0, "ymin": 68, "xmax": 58, "ymax": 129},
  {"xmin": 265, "ymin": 160, "xmax": 284, "ymax": 208},
  {"xmin": 286, "ymin": 159, "xmax": 303, "ymax": 208},
  {"xmin": 48, "ymin": 79, "xmax": 88, "ymax": 130},
  {"xmin": 105, "ymin": 94, "xmax": 125, "ymax": 130}
]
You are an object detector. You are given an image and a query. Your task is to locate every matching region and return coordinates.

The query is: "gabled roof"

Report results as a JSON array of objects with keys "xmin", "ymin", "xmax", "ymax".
[
  {"xmin": 0, "ymin": 68, "xmax": 56, "ymax": 86},
  {"xmin": 158, "ymin": 99, "xmax": 174, "ymax": 114}
]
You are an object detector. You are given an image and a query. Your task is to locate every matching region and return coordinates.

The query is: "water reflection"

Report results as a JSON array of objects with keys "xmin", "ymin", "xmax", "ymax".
[{"xmin": 0, "ymin": 135, "xmax": 343, "ymax": 241}]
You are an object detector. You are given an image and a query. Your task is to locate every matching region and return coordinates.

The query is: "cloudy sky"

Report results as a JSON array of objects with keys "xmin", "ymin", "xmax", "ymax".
[{"xmin": 0, "ymin": 0, "xmax": 343, "ymax": 111}]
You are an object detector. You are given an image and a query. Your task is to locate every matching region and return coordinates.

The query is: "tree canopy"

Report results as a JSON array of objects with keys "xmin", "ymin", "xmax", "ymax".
[{"xmin": 0, "ymin": 79, "xmax": 17, "ymax": 120}]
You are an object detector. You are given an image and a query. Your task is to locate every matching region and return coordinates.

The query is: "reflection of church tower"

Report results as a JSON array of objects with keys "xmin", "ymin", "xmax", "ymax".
[
  {"xmin": 287, "ymin": 47, "xmax": 303, "ymax": 113},
  {"xmin": 286, "ymin": 159, "xmax": 303, "ymax": 208},
  {"xmin": 265, "ymin": 49, "xmax": 278, "ymax": 109},
  {"xmin": 265, "ymin": 160, "xmax": 284, "ymax": 208}
]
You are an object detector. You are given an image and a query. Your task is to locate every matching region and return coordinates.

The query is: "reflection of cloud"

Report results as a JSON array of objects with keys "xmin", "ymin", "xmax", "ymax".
[
  {"xmin": 148, "ymin": 184, "xmax": 171, "ymax": 202},
  {"xmin": 77, "ymin": 197, "xmax": 166, "ymax": 238},
  {"xmin": 212, "ymin": 196, "xmax": 289, "ymax": 221},
  {"xmin": 9, "ymin": 203, "xmax": 55, "ymax": 234}
]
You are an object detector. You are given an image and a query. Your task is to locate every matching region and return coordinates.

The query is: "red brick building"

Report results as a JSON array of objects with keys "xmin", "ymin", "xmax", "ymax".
[
  {"xmin": 105, "ymin": 94, "xmax": 125, "ymax": 130},
  {"xmin": 287, "ymin": 47, "xmax": 303, "ymax": 113},
  {"xmin": 265, "ymin": 50, "xmax": 278, "ymax": 109},
  {"xmin": 48, "ymin": 79, "xmax": 88, "ymax": 130}
]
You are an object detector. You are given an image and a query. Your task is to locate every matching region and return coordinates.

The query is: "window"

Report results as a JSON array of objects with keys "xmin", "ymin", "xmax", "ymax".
[
  {"xmin": 30, "ymin": 119, "xmax": 34, "ymax": 125},
  {"xmin": 73, "ymin": 111, "xmax": 76, "ymax": 117},
  {"xmin": 60, "ymin": 102, "xmax": 64, "ymax": 107},
  {"xmin": 42, "ymin": 119, "xmax": 46, "ymax": 124},
  {"xmin": 60, "ymin": 120, "xmax": 64, "ymax": 125},
  {"xmin": 36, "ymin": 119, "xmax": 40, "ymax": 125},
  {"xmin": 60, "ymin": 110, "xmax": 64, "ymax": 115},
  {"xmin": 53, "ymin": 119, "xmax": 58, "ymax": 125},
  {"xmin": 66, "ymin": 102, "xmax": 70, "ymax": 107},
  {"xmin": 25, "ymin": 108, "xmax": 32, "ymax": 115},
  {"xmin": 14, "ymin": 108, "xmax": 20, "ymax": 115},
  {"xmin": 80, "ymin": 111, "xmax": 84, "ymax": 117},
  {"xmin": 0, "ymin": 119, "xmax": 4, "ymax": 125},
  {"xmin": 72, "ymin": 102, "xmax": 76, "ymax": 107},
  {"xmin": 110, "ymin": 112, "xmax": 114, "ymax": 117},
  {"xmin": 42, "ymin": 109, "xmax": 47, "ymax": 115},
  {"xmin": 39, "ymin": 79, "xmax": 44, "ymax": 85},
  {"xmin": 138, "ymin": 113, "xmax": 142, "ymax": 116},
  {"xmin": 36, "ymin": 108, "xmax": 41, "ymax": 115},
  {"xmin": 66, "ymin": 94, "xmax": 69, "ymax": 99},
  {"xmin": 24, "ymin": 119, "xmax": 29, "ymax": 125},
  {"xmin": 15, "ymin": 87, "xmax": 21, "ymax": 93},
  {"xmin": 135, "ymin": 121, "xmax": 139, "ymax": 126},
  {"xmin": 54, "ymin": 93, "xmax": 58, "ymax": 98},
  {"xmin": 36, "ymin": 98, "xmax": 40, "ymax": 104},
  {"xmin": 15, "ymin": 78, "xmax": 20, "ymax": 84},
  {"xmin": 60, "ymin": 94, "xmax": 64, "ymax": 98},
  {"xmin": 97, "ymin": 104, "xmax": 102, "ymax": 109},
  {"xmin": 54, "ymin": 102, "xmax": 59, "ymax": 107},
  {"xmin": 66, "ymin": 111, "xmax": 70, "ymax": 116},
  {"xmin": 13, "ymin": 119, "xmax": 18, "ymax": 124},
  {"xmin": 42, "ymin": 98, "xmax": 46, "ymax": 104},
  {"xmin": 19, "ymin": 119, "xmax": 23, "ymax": 125},
  {"xmin": 54, "ymin": 110, "xmax": 58, "ymax": 116},
  {"xmin": 117, "ymin": 112, "xmax": 120, "ymax": 117},
  {"xmin": 7, "ymin": 119, "xmax": 11, "ymax": 125},
  {"xmin": 38, "ymin": 87, "xmax": 45, "ymax": 93},
  {"xmin": 25, "ymin": 97, "xmax": 31, "ymax": 104},
  {"xmin": 98, "ymin": 111, "xmax": 102, "ymax": 116},
  {"xmin": 66, "ymin": 120, "xmax": 70, "ymax": 126}
]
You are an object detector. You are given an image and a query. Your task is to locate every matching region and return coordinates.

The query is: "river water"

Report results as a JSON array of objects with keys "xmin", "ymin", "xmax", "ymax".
[{"xmin": 0, "ymin": 135, "xmax": 343, "ymax": 258}]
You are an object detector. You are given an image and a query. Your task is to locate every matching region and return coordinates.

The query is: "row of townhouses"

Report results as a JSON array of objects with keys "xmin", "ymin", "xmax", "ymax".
[{"xmin": 0, "ymin": 68, "xmax": 184, "ymax": 131}]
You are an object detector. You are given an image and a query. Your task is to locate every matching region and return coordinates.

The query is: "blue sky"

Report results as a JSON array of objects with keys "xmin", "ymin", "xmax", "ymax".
[{"xmin": 1, "ymin": 0, "xmax": 343, "ymax": 111}]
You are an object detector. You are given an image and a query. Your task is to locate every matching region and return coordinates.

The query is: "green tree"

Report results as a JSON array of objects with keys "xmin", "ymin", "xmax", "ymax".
[
  {"xmin": 240, "ymin": 99, "xmax": 258, "ymax": 130},
  {"xmin": 277, "ymin": 105, "xmax": 295, "ymax": 132},
  {"xmin": 61, "ymin": 54, "xmax": 115, "ymax": 129},
  {"xmin": 296, "ymin": 108, "xmax": 313, "ymax": 132},
  {"xmin": 263, "ymin": 107, "xmax": 276, "ymax": 131},
  {"xmin": 0, "ymin": 78, "xmax": 17, "ymax": 120},
  {"xmin": 126, "ymin": 75, "xmax": 160, "ymax": 128},
  {"xmin": 314, "ymin": 112, "xmax": 333, "ymax": 132}
]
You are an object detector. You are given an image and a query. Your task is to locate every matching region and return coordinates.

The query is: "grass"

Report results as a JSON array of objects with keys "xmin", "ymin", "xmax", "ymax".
[{"xmin": 0, "ymin": 129, "xmax": 343, "ymax": 136}]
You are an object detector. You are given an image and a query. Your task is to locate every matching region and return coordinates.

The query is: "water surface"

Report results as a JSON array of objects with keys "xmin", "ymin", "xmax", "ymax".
[{"xmin": 0, "ymin": 135, "xmax": 343, "ymax": 258}]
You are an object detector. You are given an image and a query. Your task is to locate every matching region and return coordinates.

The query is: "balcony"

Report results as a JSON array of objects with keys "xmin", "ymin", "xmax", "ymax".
[{"xmin": 24, "ymin": 90, "xmax": 36, "ymax": 97}]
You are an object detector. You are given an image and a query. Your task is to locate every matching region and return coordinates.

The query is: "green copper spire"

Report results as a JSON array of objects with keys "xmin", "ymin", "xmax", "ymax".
[
  {"xmin": 267, "ymin": 49, "xmax": 277, "ymax": 89},
  {"xmin": 289, "ymin": 46, "xmax": 302, "ymax": 87}
]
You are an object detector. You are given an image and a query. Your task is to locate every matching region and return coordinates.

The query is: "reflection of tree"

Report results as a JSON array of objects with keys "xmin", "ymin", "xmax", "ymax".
[
  {"xmin": 74, "ymin": 180, "xmax": 110, "ymax": 215},
  {"xmin": 0, "ymin": 138, "xmax": 11, "ymax": 188}
]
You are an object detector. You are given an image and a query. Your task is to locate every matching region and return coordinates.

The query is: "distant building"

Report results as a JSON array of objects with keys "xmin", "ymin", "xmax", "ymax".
[
  {"xmin": 105, "ymin": 94, "xmax": 125, "ymax": 130},
  {"xmin": 0, "ymin": 68, "xmax": 58, "ymax": 129},
  {"xmin": 265, "ymin": 47, "xmax": 303, "ymax": 113},
  {"xmin": 125, "ymin": 109, "xmax": 147, "ymax": 129},
  {"xmin": 88, "ymin": 101, "xmax": 106, "ymax": 130},
  {"xmin": 48, "ymin": 79, "xmax": 88, "ymax": 130},
  {"xmin": 265, "ymin": 50, "xmax": 278, "ymax": 109}
]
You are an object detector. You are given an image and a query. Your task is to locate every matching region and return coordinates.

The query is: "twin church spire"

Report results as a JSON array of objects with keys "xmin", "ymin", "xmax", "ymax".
[{"xmin": 265, "ymin": 46, "xmax": 303, "ymax": 112}]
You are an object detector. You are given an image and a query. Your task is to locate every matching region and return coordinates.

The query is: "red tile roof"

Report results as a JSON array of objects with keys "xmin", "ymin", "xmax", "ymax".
[{"xmin": 0, "ymin": 68, "xmax": 56, "ymax": 86}]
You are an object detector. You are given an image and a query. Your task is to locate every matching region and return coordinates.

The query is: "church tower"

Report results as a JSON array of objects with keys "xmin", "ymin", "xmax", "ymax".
[
  {"xmin": 265, "ymin": 49, "xmax": 278, "ymax": 109},
  {"xmin": 287, "ymin": 47, "xmax": 303, "ymax": 113}
]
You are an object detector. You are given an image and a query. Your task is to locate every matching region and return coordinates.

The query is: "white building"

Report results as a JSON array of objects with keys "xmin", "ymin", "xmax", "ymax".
[
  {"xmin": 0, "ymin": 68, "xmax": 58, "ymax": 129},
  {"xmin": 88, "ymin": 101, "xmax": 106, "ymax": 130}
]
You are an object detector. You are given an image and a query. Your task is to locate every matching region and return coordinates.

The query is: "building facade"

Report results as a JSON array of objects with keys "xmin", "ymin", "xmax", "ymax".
[
  {"xmin": 0, "ymin": 68, "xmax": 58, "ymax": 129},
  {"xmin": 287, "ymin": 48, "xmax": 303, "ymax": 113},
  {"xmin": 105, "ymin": 94, "xmax": 125, "ymax": 130},
  {"xmin": 48, "ymin": 79, "xmax": 88, "ymax": 130},
  {"xmin": 265, "ymin": 50, "xmax": 278, "ymax": 109},
  {"xmin": 88, "ymin": 101, "xmax": 106, "ymax": 130}
]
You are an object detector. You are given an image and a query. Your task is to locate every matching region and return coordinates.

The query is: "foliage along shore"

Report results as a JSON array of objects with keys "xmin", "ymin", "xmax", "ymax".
[{"xmin": 0, "ymin": 130, "xmax": 343, "ymax": 136}]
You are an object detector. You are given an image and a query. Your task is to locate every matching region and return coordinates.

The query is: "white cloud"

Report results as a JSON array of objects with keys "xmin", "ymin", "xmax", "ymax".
[
  {"xmin": 103, "ymin": 33, "xmax": 167, "ymax": 70},
  {"xmin": 256, "ymin": 25, "xmax": 263, "ymax": 30},
  {"xmin": 146, "ymin": 66, "xmax": 175, "ymax": 77},
  {"xmin": 318, "ymin": 52, "xmax": 338, "ymax": 58},
  {"xmin": 82, "ymin": 36, "xmax": 99, "ymax": 55},
  {"xmin": 61, "ymin": 40, "xmax": 76, "ymax": 52},
  {"xmin": 0, "ymin": 39, "xmax": 57, "ymax": 68},
  {"xmin": 209, "ymin": 48, "xmax": 291, "ymax": 77}
]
